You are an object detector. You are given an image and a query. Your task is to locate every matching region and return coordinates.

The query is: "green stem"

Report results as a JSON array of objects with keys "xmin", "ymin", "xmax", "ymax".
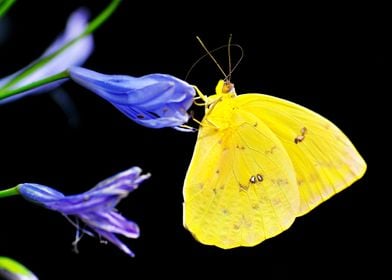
[
  {"xmin": 0, "ymin": 0, "xmax": 16, "ymax": 18},
  {"xmin": 1, "ymin": 0, "xmax": 122, "ymax": 91},
  {"xmin": 0, "ymin": 70, "xmax": 69, "ymax": 100},
  {"xmin": 82, "ymin": 0, "xmax": 121, "ymax": 36},
  {"xmin": 0, "ymin": 185, "xmax": 20, "ymax": 198}
]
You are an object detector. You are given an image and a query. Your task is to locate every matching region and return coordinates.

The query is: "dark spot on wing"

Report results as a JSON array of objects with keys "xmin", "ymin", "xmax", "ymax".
[
  {"xmin": 250, "ymin": 175, "xmax": 257, "ymax": 184},
  {"xmin": 294, "ymin": 127, "xmax": 307, "ymax": 144},
  {"xmin": 250, "ymin": 173, "xmax": 264, "ymax": 184}
]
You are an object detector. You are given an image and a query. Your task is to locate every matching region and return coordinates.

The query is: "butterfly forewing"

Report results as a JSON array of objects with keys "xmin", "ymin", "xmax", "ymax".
[{"xmin": 235, "ymin": 93, "xmax": 367, "ymax": 216}]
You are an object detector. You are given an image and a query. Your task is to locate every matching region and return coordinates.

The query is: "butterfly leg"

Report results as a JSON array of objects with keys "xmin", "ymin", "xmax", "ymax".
[{"xmin": 192, "ymin": 85, "xmax": 209, "ymax": 103}]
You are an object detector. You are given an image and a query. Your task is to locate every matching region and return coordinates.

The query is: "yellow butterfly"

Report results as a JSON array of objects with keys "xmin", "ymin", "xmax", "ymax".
[{"xmin": 182, "ymin": 38, "xmax": 367, "ymax": 249}]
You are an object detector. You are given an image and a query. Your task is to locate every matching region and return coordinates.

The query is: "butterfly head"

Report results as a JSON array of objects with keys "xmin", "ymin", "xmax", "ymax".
[{"xmin": 215, "ymin": 79, "xmax": 236, "ymax": 97}]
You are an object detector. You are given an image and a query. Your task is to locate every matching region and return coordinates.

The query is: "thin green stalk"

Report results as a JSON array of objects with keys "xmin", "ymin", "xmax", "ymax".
[
  {"xmin": 1, "ymin": 0, "xmax": 121, "ymax": 91},
  {"xmin": 0, "ymin": 185, "xmax": 19, "ymax": 198},
  {"xmin": 82, "ymin": 0, "xmax": 121, "ymax": 36},
  {"xmin": 0, "ymin": 0, "xmax": 16, "ymax": 18},
  {"xmin": 0, "ymin": 70, "xmax": 69, "ymax": 100}
]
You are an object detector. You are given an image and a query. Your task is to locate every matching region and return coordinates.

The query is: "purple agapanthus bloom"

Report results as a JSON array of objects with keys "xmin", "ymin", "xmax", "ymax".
[
  {"xmin": 17, "ymin": 167, "xmax": 150, "ymax": 257},
  {"xmin": 69, "ymin": 66, "xmax": 196, "ymax": 131},
  {"xmin": 0, "ymin": 8, "xmax": 93, "ymax": 104}
]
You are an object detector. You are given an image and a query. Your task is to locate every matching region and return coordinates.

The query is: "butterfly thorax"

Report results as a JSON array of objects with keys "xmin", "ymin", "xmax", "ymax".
[{"xmin": 201, "ymin": 80, "xmax": 238, "ymax": 130}]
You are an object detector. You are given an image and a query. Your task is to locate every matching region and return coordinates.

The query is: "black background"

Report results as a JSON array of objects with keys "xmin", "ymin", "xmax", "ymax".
[{"xmin": 0, "ymin": 0, "xmax": 383, "ymax": 278}]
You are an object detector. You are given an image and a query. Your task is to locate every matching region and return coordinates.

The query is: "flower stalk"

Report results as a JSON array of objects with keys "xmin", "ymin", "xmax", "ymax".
[
  {"xmin": 0, "ymin": 71, "xmax": 69, "ymax": 100},
  {"xmin": 0, "ymin": 0, "xmax": 16, "ymax": 18},
  {"xmin": 0, "ymin": 185, "xmax": 19, "ymax": 198}
]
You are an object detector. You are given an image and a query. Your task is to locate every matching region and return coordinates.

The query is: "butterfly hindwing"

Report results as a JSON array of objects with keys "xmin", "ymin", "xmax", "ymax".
[{"xmin": 183, "ymin": 99, "xmax": 299, "ymax": 249}]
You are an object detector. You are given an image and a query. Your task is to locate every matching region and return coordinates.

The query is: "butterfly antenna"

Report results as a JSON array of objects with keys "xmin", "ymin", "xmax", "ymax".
[
  {"xmin": 227, "ymin": 34, "xmax": 233, "ymax": 81},
  {"xmin": 185, "ymin": 45, "xmax": 228, "ymax": 80},
  {"xmin": 196, "ymin": 36, "xmax": 227, "ymax": 78},
  {"xmin": 185, "ymin": 41, "xmax": 243, "ymax": 81},
  {"xmin": 228, "ymin": 43, "xmax": 243, "ymax": 78}
]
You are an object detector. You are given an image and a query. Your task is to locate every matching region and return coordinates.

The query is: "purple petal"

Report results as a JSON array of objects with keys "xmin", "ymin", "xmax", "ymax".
[
  {"xmin": 22, "ymin": 167, "xmax": 150, "ymax": 214},
  {"xmin": 70, "ymin": 67, "xmax": 193, "ymax": 106},
  {"xmin": 43, "ymin": 8, "xmax": 91, "ymax": 56},
  {"xmin": 17, "ymin": 166, "xmax": 148, "ymax": 257},
  {"xmin": 94, "ymin": 228, "xmax": 135, "ymax": 257},
  {"xmin": 36, "ymin": 8, "xmax": 93, "ymax": 77},
  {"xmin": 69, "ymin": 67, "xmax": 195, "ymax": 130},
  {"xmin": 79, "ymin": 211, "xmax": 140, "ymax": 238},
  {"xmin": 18, "ymin": 183, "xmax": 65, "ymax": 204},
  {"xmin": 115, "ymin": 104, "xmax": 190, "ymax": 128},
  {"xmin": 44, "ymin": 193, "xmax": 120, "ymax": 214},
  {"xmin": 91, "ymin": 166, "xmax": 150, "ymax": 193},
  {"xmin": 0, "ymin": 8, "xmax": 93, "ymax": 104},
  {"xmin": 69, "ymin": 67, "xmax": 151, "ymax": 98}
]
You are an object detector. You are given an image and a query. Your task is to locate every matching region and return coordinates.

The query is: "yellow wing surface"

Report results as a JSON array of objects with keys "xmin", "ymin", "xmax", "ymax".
[
  {"xmin": 183, "ymin": 80, "xmax": 366, "ymax": 249},
  {"xmin": 183, "ymin": 94, "xmax": 300, "ymax": 249},
  {"xmin": 235, "ymin": 94, "xmax": 367, "ymax": 215}
]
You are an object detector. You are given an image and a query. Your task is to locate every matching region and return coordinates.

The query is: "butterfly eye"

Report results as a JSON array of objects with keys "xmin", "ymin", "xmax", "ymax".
[{"xmin": 256, "ymin": 174, "xmax": 264, "ymax": 182}]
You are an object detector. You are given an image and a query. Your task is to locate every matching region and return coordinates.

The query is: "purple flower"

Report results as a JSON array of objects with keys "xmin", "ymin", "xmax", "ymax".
[
  {"xmin": 17, "ymin": 167, "xmax": 150, "ymax": 257},
  {"xmin": 0, "ymin": 8, "xmax": 94, "ymax": 104},
  {"xmin": 69, "ymin": 66, "xmax": 196, "ymax": 131}
]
